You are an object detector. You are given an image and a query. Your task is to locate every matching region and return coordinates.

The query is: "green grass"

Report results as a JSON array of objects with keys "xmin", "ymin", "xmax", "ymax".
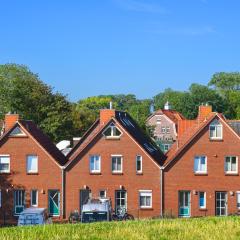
[{"xmin": 1, "ymin": 217, "xmax": 240, "ymax": 240}]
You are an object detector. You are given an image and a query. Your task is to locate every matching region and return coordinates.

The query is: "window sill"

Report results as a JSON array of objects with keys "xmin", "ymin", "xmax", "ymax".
[
  {"xmin": 136, "ymin": 172, "xmax": 143, "ymax": 175},
  {"xmin": 105, "ymin": 137, "xmax": 121, "ymax": 140},
  {"xmin": 140, "ymin": 207, "xmax": 153, "ymax": 210},
  {"xmin": 112, "ymin": 172, "xmax": 123, "ymax": 175},
  {"xmin": 194, "ymin": 173, "xmax": 208, "ymax": 176},
  {"xmin": 225, "ymin": 173, "xmax": 239, "ymax": 176},
  {"xmin": 209, "ymin": 138, "xmax": 223, "ymax": 142},
  {"xmin": 89, "ymin": 172, "xmax": 102, "ymax": 175},
  {"xmin": 9, "ymin": 135, "xmax": 28, "ymax": 138},
  {"xmin": 199, "ymin": 208, "xmax": 207, "ymax": 211},
  {"xmin": 27, "ymin": 173, "xmax": 39, "ymax": 175},
  {"xmin": 0, "ymin": 172, "xmax": 11, "ymax": 175}
]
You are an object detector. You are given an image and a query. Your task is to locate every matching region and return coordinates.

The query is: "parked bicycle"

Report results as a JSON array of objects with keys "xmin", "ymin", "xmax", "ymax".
[
  {"xmin": 112, "ymin": 206, "xmax": 134, "ymax": 221},
  {"xmin": 68, "ymin": 210, "xmax": 81, "ymax": 223}
]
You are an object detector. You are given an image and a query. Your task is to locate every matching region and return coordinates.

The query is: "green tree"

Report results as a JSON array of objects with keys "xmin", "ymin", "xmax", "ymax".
[{"xmin": 0, "ymin": 63, "xmax": 74, "ymax": 142}]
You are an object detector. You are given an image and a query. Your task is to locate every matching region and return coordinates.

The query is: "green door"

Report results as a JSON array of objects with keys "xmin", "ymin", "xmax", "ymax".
[
  {"xmin": 49, "ymin": 190, "xmax": 60, "ymax": 216},
  {"xmin": 179, "ymin": 191, "xmax": 190, "ymax": 217}
]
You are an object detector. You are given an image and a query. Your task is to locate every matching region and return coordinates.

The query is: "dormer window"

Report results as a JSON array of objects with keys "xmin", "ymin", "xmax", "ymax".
[
  {"xmin": 103, "ymin": 123, "xmax": 122, "ymax": 139},
  {"xmin": 9, "ymin": 127, "xmax": 26, "ymax": 137},
  {"xmin": 209, "ymin": 119, "xmax": 222, "ymax": 140}
]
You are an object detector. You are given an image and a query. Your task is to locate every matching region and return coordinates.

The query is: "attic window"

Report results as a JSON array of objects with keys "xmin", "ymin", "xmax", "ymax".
[
  {"xmin": 103, "ymin": 123, "xmax": 122, "ymax": 139},
  {"xmin": 209, "ymin": 119, "xmax": 222, "ymax": 140},
  {"xmin": 9, "ymin": 127, "xmax": 26, "ymax": 137}
]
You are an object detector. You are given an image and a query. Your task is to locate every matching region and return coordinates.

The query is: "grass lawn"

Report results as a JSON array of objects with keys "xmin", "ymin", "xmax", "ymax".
[{"xmin": 1, "ymin": 217, "xmax": 240, "ymax": 240}]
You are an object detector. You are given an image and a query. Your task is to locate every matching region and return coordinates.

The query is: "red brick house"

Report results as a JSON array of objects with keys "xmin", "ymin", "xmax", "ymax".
[
  {"xmin": 163, "ymin": 105, "xmax": 240, "ymax": 217},
  {"xmin": 65, "ymin": 109, "xmax": 166, "ymax": 219},
  {"xmin": 0, "ymin": 113, "xmax": 67, "ymax": 223}
]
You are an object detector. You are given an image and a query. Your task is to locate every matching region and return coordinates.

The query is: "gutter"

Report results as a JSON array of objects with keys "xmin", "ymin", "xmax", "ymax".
[
  {"xmin": 61, "ymin": 166, "xmax": 65, "ymax": 218},
  {"xmin": 160, "ymin": 166, "xmax": 164, "ymax": 217}
]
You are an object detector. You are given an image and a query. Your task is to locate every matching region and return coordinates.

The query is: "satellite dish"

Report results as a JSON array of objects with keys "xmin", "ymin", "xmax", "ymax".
[{"xmin": 56, "ymin": 140, "xmax": 71, "ymax": 151}]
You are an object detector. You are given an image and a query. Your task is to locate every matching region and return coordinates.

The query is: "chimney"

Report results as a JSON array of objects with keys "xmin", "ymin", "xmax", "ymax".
[
  {"xmin": 4, "ymin": 112, "xmax": 19, "ymax": 132},
  {"xmin": 198, "ymin": 104, "xmax": 212, "ymax": 123},
  {"xmin": 164, "ymin": 101, "xmax": 171, "ymax": 110},
  {"xmin": 100, "ymin": 109, "xmax": 115, "ymax": 125}
]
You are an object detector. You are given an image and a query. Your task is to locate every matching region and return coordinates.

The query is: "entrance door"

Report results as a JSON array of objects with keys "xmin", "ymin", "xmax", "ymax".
[
  {"xmin": 216, "ymin": 192, "xmax": 227, "ymax": 216},
  {"xmin": 79, "ymin": 189, "xmax": 91, "ymax": 213},
  {"xmin": 14, "ymin": 190, "xmax": 25, "ymax": 215},
  {"xmin": 115, "ymin": 190, "xmax": 127, "ymax": 214},
  {"xmin": 48, "ymin": 190, "xmax": 60, "ymax": 216},
  {"xmin": 179, "ymin": 191, "xmax": 190, "ymax": 217}
]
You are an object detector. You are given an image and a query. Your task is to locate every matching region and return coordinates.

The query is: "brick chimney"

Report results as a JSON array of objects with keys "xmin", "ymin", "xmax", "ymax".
[
  {"xmin": 100, "ymin": 109, "xmax": 115, "ymax": 125},
  {"xmin": 4, "ymin": 113, "xmax": 19, "ymax": 131},
  {"xmin": 198, "ymin": 104, "xmax": 212, "ymax": 123}
]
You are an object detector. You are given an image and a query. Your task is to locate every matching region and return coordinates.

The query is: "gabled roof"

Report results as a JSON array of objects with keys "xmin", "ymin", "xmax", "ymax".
[
  {"xmin": 147, "ymin": 109, "xmax": 185, "ymax": 124},
  {"xmin": 0, "ymin": 120, "xmax": 67, "ymax": 166},
  {"xmin": 227, "ymin": 120, "xmax": 240, "ymax": 136},
  {"xmin": 66, "ymin": 110, "xmax": 166, "ymax": 168},
  {"xmin": 164, "ymin": 113, "xmax": 237, "ymax": 169},
  {"xmin": 115, "ymin": 111, "xmax": 166, "ymax": 165}
]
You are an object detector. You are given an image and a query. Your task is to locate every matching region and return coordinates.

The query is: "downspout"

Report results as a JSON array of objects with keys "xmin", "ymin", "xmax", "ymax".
[
  {"xmin": 160, "ymin": 166, "xmax": 164, "ymax": 217},
  {"xmin": 61, "ymin": 166, "xmax": 65, "ymax": 219}
]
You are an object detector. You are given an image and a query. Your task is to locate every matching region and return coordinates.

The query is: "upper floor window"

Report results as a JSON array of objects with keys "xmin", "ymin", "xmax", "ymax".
[
  {"xmin": 139, "ymin": 190, "xmax": 152, "ymax": 208},
  {"xmin": 194, "ymin": 156, "xmax": 207, "ymax": 174},
  {"xmin": 0, "ymin": 155, "xmax": 10, "ymax": 173},
  {"xmin": 209, "ymin": 120, "xmax": 222, "ymax": 140},
  {"xmin": 161, "ymin": 127, "xmax": 166, "ymax": 134},
  {"xmin": 112, "ymin": 155, "xmax": 123, "ymax": 173},
  {"xmin": 103, "ymin": 123, "xmax": 122, "ymax": 139},
  {"xmin": 199, "ymin": 192, "xmax": 206, "ymax": 209},
  {"xmin": 225, "ymin": 156, "xmax": 238, "ymax": 174},
  {"xmin": 9, "ymin": 127, "xmax": 26, "ymax": 137},
  {"xmin": 89, "ymin": 155, "xmax": 101, "ymax": 173},
  {"xmin": 27, "ymin": 155, "xmax": 38, "ymax": 173},
  {"xmin": 166, "ymin": 127, "xmax": 170, "ymax": 134},
  {"xmin": 136, "ymin": 155, "xmax": 142, "ymax": 173},
  {"xmin": 156, "ymin": 117, "xmax": 161, "ymax": 124}
]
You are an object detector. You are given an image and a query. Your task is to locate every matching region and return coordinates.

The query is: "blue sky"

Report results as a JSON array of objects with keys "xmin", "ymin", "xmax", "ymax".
[{"xmin": 0, "ymin": 0, "xmax": 239, "ymax": 101}]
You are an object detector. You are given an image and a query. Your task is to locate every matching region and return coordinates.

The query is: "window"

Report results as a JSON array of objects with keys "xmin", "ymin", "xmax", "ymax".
[
  {"xmin": 14, "ymin": 190, "xmax": 25, "ymax": 215},
  {"xmin": 237, "ymin": 192, "xmax": 240, "ymax": 209},
  {"xmin": 194, "ymin": 156, "xmax": 207, "ymax": 173},
  {"xmin": 136, "ymin": 155, "xmax": 142, "ymax": 173},
  {"xmin": 115, "ymin": 190, "xmax": 127, "ymax": 213},
  {"xmin": 163, "ymin": 144, "xmax": 171, "ymax": 152},
  {"xmin": 99, "ymin": 190, "xmax": 106, "ymax": 199},
  {"xmin": 31, "ymin": 190, "xmax": 38, "ymax": 207},
  {"xmin": 103, "ymin": 123, "xmax": 121, "ymax": 138},
  {"xmin": 156, "ymin": 118, "xmax": 161, "ymax": 124},
  {"xmin": 112, "ymin": 155, "xmax": 123, "ymax": 173},
  {"xmin": 9, "ymin": 127, "xmax": 26, "ymax": 136},
  {"xmin": 161, "ymin": 127, "xmax": 166, "ymax": 133},
  {"xmin": 0, "ymin": 155, "xmax": 10, "ymax": 173},
  {"xmin": 209, "ymin": 120, "xmax": 222, "ymax": 139},
  {"xmin": 90, "ymin": 155, "xmax": 101, "ymax": 173},
  {"xmin": 225, "ymin": 156, "xmax": 238, "ymax": 174},
  {"xmin": 27, "ymin": 155, "xmax": 38, "ymax": 173},
  {"xmin": 199, "ymin": 192, "xmax": 206, "ymax": 209},
  {"xmin": 139, "ymin": 190, "xmax": 152, "ymax": 208},
  {"xmin": 166, "ymin": 127, "xmax": 170, "ymax": 134}
]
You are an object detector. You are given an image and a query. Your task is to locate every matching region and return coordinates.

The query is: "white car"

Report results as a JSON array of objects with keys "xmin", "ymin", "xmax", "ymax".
[{"xmin": 17, "ymin": 208, "xmax": 52, "ymax": 226}]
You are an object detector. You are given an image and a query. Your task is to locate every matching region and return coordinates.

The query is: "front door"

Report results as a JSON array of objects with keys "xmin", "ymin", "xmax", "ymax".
[
  {"xmin": 115, "ymin": 190, "xmax": 127, "ymax": 214},
  {"xmin": 179, "ymin": 191, "xmax": 190, "ymax": 217},
  {"xmin": 79, "ymin": 189, "xmax": 91, "ymax": 213},
  {"xmin": 216, "ymin": 192, "xmax": 227, "ymax": 216},
  {"xmin": 14, "ymin": 190, "xmax": 25, "ymax": 215},
  {"xmin": 48, "ymin": 190, "xmax": 60, "ymax": 216}
]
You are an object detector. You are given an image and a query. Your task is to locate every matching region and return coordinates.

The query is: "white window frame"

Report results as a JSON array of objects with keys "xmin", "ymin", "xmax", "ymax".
[
  {"xmin": 199, "ymin": 191, "xmax": 206, "ymax": 209},
  {"xmin": 103, "ymin": 123, "xmax": 122, "ymax": 139},
  {"xmin": 161, "ymin": 127, "xmax": 166, "ymax": 133},
  {"xmin": 166, "ymin": 126, "xmax": 170, "ymax": 134},
  {"xmin": 156, "ymin": 117, "xmax": 161, "ymax": 124},
  {"xmin": 194, "ymin": 156, "xmax": 207, "ymax": 174},
  {"xmin": 136, "ymin": 155, "xmax": 142, "ymax": 173},
  {"xmin": 111, "ymin": 155, "xmax": 123, "ymax": 173},
  {"xmin": 236, "ymin": 191, "xmax": 240, "ymax": 209},
  {"xmin": 0, "ymin": 155, "xmax": 10, "ymax": 173},
  {"xmin": 139, "ymin": 190, "xmax": 152, "ymax": 209},
  {"xmin": 99, "ymin": 190, "xmax": 107, "ymax": 199},
  {"xmin": 209, "ymin": 121, "xmax": 223, "ymax": 140},
  {"xmin": 89, "ymin": 155, "xmax": 101, "ymax": 173},
  {"xmin": 26, "ymin": 155, "xmax": 38, "ymax": 173},
  {"xmin": 225, "ymin": 156, "xmax": 238, "ymax": 174},
  {"xmin": 31, "ymin": 189, "xmax": 38, "ymax": 207}
]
